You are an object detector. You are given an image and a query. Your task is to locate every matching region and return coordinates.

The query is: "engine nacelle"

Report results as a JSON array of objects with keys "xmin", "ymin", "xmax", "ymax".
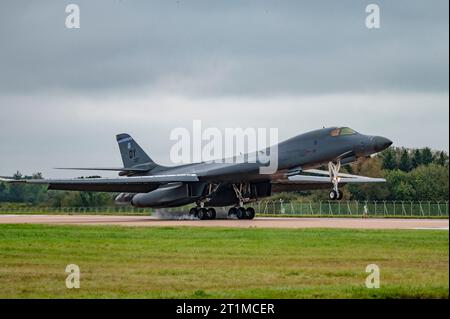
[{"xmin": 131, "ymin": 182, "xmax": 192, "ymax": 208}]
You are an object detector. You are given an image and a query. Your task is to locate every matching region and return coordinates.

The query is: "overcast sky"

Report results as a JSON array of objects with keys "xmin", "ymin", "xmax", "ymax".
[{"xmin": 0, "ymin": 0, "xmax": 448, "ymax": 177}]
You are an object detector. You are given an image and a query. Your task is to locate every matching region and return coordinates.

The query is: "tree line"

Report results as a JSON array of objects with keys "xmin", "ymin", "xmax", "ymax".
[
  {"xmin": 0, "ymin": 172, "xmax": 112, "ymax": 207},
  {"xmin": 0, "ymin": 147, "xmax": 448, "ymax": 207},
  {"xmin": 319, "ymin": 147, "xmax": 448, "ymax": 202}
]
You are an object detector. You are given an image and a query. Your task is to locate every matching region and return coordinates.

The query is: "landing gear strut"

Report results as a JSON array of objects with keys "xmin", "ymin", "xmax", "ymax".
[
  {"xmin": 189, "ymin": 184, "xmax": 221, "ymax": 220},
  {"xmin": 228, "ymin": 183, "xmax": 256, "ymax": 220},
  {"xmin": 328, "ymin": 161, "xmax": 343, "ymax": 200}
]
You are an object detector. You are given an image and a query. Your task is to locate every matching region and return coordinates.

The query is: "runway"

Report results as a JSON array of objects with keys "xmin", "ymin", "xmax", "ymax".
[{"xmin": 0, "ymin": 214, "xmax": 448, "ymax": 230}]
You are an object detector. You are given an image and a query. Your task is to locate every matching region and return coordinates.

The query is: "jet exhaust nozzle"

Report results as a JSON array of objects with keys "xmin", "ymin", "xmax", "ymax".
[{"xmin": 114, "ymin": 193, "xmax": 136, "ymax": 205}]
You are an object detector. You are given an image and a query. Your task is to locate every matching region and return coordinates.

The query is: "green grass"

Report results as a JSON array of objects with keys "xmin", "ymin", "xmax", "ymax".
[{"xmin": 0, "ymin": 224, "xmax": 448, "ymax": 299}]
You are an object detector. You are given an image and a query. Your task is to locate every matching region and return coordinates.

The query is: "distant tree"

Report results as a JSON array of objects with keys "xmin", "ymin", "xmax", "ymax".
[
  {"xmin": 411, "ymin": 149, "xmax": 422, "ymax": 169},
  {"xmin": 421, "ymin": 147, "xmax": 434, "ymax": 166},
  {"xmin": 393, "ymin": 181, "xmax": 416, "ymax": 201},
  {"xmin": 383, "ymin": 164, "xmax": 449, "ymax": 201},
  {"xmin": 32, "ymin": 172, "xmax": 43, "ymax": 179},
  {"xmin": 13, "ymin": 171, "xmax": 23, "ymax": 180},
  {"xmin": 345, "ymin": 164, "xmax": 354, "ymax": 174},
  {"xmin": 0, "ymin": 182, "xmax": 7, "ymax": 201},
  {"xmin": 434, "ymin": 151, "xmax": 449, "ymax": 167},
  {"xmin": 411, "ymin": 164, "xmax": 449, "ymax": 201},
  {"xmin": 25, "ymin": 172, "xmax": 47, "ymax": 204},
  {"xmin": 268, "ymin": 192, "xmax": 307, "ymax": 202},
  {"xmin": 56, "ymin": 191, "xmax": 113, "ymax": 207},
  {"xmin": 8, "ymin": 175, "xmax": 25, "ymax": 202},
  {"xmin": 0, "ymin": 171, "xmax": 47, "ymax": 204},
  {"xmin": 399, "ymin": 149, "xmax": 412, "ymax": 172},
  {"xmin": 384, "ymin": 170, "xmax": 414, "ymax": 201},
  {"xmin": 347, "ymin": 157, "xmax": 390, "ymax": 200},
  {"xmin": 381, "ymin": 149, "xmax": 397, "ymax": 170},
  {"xmin": 46, "ymin": 191, "xmax": 69, "ymax": 207}
]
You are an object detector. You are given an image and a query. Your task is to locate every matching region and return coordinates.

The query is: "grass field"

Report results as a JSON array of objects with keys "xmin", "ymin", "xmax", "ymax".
[{"xmin": 0, "ymin": 224, "xmax": 448, "ymax": 299}]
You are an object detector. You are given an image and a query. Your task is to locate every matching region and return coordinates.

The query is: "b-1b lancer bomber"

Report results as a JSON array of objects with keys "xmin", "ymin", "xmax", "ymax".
[{"xmin": 2, "ymin": 127, "xmax": 392, "ymax": 220}]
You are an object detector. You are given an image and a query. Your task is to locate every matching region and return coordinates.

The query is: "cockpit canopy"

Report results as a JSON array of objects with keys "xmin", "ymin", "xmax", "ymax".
[{"xmin": 329, "ymin": 127, "xmax": 357, "ymax": 137}]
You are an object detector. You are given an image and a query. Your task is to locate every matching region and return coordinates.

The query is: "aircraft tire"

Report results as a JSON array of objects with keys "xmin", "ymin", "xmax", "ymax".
[
  {"xmin": 336, "ymin": 191, "xmax": 343, "ymax": 200},
  {"xmin": 196, "ymin": 208, "xmax": 207, "ymax": 220},
  {"xmin": 207, "ymin": 208, "xmax": 216, "ymax": 220},
  {"xmin": 189, "ymin": 207, "xmax": 197, "ymax": 216},
  {"xmin": 228, "ymin": 207, "xmax": 237, "ymax": 218},
  {"xmin": 236, "ymin": 207, "xmax": 246, "ymax": 219},
  {"xmin": 245, "ymin": 207, "xmax": 255, "ymax": 220},
  {"xmin": 329, "ymin": 190, "xmax": 337, "ymax": 200}
]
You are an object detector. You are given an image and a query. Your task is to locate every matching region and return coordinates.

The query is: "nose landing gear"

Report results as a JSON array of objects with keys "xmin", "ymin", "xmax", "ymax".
[
  {"xmin": 328, "ymin": 161, "xmax": 343, "ymax": 201},
  {"xmin": 329, "ymin": 189, "xmax": 343, "ymax": 201}
]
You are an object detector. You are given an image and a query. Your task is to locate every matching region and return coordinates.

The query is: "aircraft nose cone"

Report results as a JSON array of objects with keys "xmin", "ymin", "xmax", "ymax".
[{"xmin": 373, "ymin": 136, "xmax": 393, "ymax": 151}]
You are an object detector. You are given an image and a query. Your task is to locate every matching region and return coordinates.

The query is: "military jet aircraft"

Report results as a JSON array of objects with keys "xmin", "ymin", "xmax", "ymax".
[{"xmin": 1, "ymin": 127, "xmax": 392, "ymax": 220}]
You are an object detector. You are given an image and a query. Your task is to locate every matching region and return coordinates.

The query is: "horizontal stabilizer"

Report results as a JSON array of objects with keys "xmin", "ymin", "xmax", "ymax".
[{"xmin": 54, "ymin": 167, "xmax": 150, "ymax": 172}]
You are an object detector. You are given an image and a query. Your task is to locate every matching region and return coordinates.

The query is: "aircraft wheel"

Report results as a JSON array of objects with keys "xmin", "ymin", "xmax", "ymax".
[
  {"xmin": 236, "ymin": 207, "xmax": 246, "ymax": 219},
  {"xmin": 207, "ymin": 208, "xmax": 216, "ymax": 220},
  {"xmin": 196, "ymin": 208, "xmax": 207, "ymax": 220},
  {"xmin": 329, "ymin": 190, "xmax": 338, "ymax": 200},
  {"xmin": 245, "ymin": 207, "xmax": 255, "ymax": 220},
  {"xmin": 228, "ymin": 207, "xmax": 237, "ymax": 218},
  {"xmin": 189, "ymin": 207, "xmax": 197, "ymax": 216},
  {"xmin": 336, "ymin": 190, "xmax": 343, "ymax": 200}
]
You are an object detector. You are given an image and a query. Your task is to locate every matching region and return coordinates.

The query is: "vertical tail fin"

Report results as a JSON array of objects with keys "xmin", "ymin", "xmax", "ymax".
[{"xmin": 116, "ymin": 133, "xmax": 158, "ymax": 170}]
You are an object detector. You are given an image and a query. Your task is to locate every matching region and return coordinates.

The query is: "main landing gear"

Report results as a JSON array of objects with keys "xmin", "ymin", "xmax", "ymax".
[
  {"xmin": 188, "ymin": 206, "xmax": 256, "ymax": 220},
  {"xmin": 189, "ymin": 184, "xmax": 220, "ymax": 220},
  {"xmin": 228, "ymin": 183, "xmax": 256, "ymax": 219},
  {"xmin": 328, "ymin": 161, "xmax": 343, "ymax": 201},
  {"xmin": 227, "ymin": 206, "xmax": 256, "ymax": 220},
  {"xmin": 189, "ymin": 206, "xmax": 216, "ymax": 220},
  {"xmin": 189, "ymin": 182, "xmax": 257, "ymax": 220}
]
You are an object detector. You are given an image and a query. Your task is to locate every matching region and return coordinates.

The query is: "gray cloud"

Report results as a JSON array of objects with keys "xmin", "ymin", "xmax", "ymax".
[{"xmin": 0, "ymin": 0, "xmax": 448, "ymax": 96}]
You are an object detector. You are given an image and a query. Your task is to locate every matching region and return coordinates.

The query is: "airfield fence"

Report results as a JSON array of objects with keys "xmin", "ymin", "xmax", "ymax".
[
  {"xmin": 254, "ymin": 200, "xmax": 449, "ymax": 217},
  {"xmin": 0, "ymin": 201, "xmax": 448, "ymax": 217}
]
